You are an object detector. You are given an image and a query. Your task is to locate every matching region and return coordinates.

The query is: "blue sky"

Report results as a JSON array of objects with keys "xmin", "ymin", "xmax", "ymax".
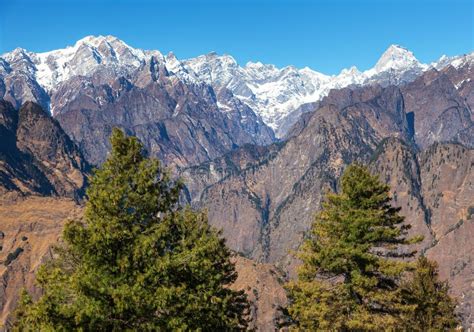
[{"xmin": 0, "ymin": 0, "xmax": 472, "ymax": 74}]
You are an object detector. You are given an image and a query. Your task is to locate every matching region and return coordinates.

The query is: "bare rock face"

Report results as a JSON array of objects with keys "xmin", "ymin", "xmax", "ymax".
[
  {"xmin": 230, "ymin": 256, "xmax": 287, "ymax": 331},
  {"xmin": 369, "ymin": 138, "xmax": 434, "ymax": 251},
  {"xmin": 180, "ymin": 143, "xmax": 282, "ymax": 205},
  {"xmin": 419, "ymin": 144, "xmax": 474, "ymax": 328},
  {"xmin": 401, "ymin": 69, "xmax": 473, "ymax": 148},
  {"xmin": 370, "ymin": 139, "xmax": 474, "ymax": 327},
  {"xmin": 53, "ymin": 59, "xmax": 275, "ymax": 167},
  {"xmin": 0, "ymin": 100, "xmax": 88, "ymax": 199},
  {"xmin": 197, "ymin": 85, "xmax": 412, "ymax": 266}
]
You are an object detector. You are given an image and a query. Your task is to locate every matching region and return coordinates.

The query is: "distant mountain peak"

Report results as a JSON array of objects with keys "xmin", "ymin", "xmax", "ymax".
[
  {"xmin": 381, "ymin": 44, "xmax": 414, "ymax": 58},
  {"xmin": 339, "ymin": 65, "xmax": 361, "ymax": 76},
  {"xmin": 75, "ymin": 34, "xmax": 121, "ymax": 46},
  {"xmin": 374, "ymin": 44, "xmax": 423, "ymax": 72},
  {"xmin": 245, "ymin": 61, "xmax": 265, "ymax": 68},
  {"xmin": 3, "ymin": 47, "xmax": 30, "ymax": 61}
]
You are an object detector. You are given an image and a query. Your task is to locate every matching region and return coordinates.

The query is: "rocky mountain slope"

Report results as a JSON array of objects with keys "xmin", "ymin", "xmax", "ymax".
[
  {"xmin": 0, "ymin": 100, "xmax": 286, "ymax": 330},
  {"xmin": 0, "ymin": 196, "xmax": 81, "ymax": 329},
  {"xmin": 0, "ymin": 100, "xmax": 88, "ymax": 199},
  {"xmin": 184, "ymin": 63, "xmax": 472, "ymax": 260},
  {"xmin": 0, "ymin": 36, "xmax": 275, "ymax": 166},
  {"xmin": 192, "ymin": 130, "xmax": 473, "ymax": 328},
  {"xmin": 194, "ymin": 84, "xmax": 414, "ymax": 263},
  {"xmin": 53, "ymin": 60, "xmax": 275, "ymax": 166},
  {"xmin": 183, "ymin": 68, "xmax": 473, "ymax": 326},
  {"xmin": 371, "ymin": 139, "xmax": 474, "ymax": 327},
  {"xmin": 0, "ymin": 196, "xmax": 286, "ymax": 331},
  {"xmin": 184, "ymin": 44, "xmax": 433, "ymax": 136},
  {"xmin": 1, "ymin": 36, "xmax": 471, "ymax": 144}
]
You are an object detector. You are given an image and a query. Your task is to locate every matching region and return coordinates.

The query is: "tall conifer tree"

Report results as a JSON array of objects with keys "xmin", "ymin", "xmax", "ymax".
[
  {"xmin": 285, "ymin": 164, "xmax": 422, "ymax": 330},
  {"xmin": 14, "ymin": 128, "xmax": 248, "ymax": 331}
]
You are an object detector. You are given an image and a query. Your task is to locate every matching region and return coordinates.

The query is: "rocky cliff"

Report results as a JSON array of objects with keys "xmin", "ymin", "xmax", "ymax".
[
  {"xmin": 53, "ymin": 59, "xmax": 274, "ymax": 167},
  {"xmin": 371, "ymin": 139, "xmax": 474, "ymax": 326},
  {"xmin": 0, "ymin": 101, "xmax": 88, "ymax": 199}
]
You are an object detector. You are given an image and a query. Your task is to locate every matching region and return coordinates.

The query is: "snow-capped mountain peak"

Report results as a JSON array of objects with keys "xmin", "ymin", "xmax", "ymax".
[
  {"xmin": 374, "ymin": 44, "xmax": 424, "ymax": 73},
  {"xmin": 339, "ymin": 65, "xmax": 361, "ymax": 76},
  {"xmin": 17, "ymin": 35, "xmax": 164, "ymax": 91}
]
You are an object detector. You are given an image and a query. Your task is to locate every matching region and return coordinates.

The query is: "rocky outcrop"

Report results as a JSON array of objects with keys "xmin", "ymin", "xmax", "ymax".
[
  {"xmin": 369, "ymin": 138, "xmax": 434, "ymax": 251},
  {"xmin": 401, "ymin": 69, "xmax": 473, "ymax": 148},
  {"xmin": 180, "ymin": 143, "xmax": 283, "ymax": 205},
  {"xmin": 0, "ymin": 100, "xmax": 88, "ymax": 199},
  {"xmin": 230, "ymin": 256, "xmax": 287, "ymax": 331},
  {"xmin": 419, "ymin": 144, "xmax": 474, "ymax": 327}
]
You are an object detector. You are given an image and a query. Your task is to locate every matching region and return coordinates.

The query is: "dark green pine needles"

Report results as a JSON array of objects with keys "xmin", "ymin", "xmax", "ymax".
[
  {"xmin": 400, "ymin": 256, "xmax": 459, "ymax": 331},
  {"xmin": 14, "ymin": 128, "xmax": 248, "ymax": 331},
  {"xmin": 285, "ymin": 164, "xmax": 459, "ymax": 331}
]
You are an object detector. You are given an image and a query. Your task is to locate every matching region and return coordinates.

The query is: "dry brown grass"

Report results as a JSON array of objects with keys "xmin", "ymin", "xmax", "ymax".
[{"xmin": 0, "ymin": 196, "xmax": 81, "ymax": 329}]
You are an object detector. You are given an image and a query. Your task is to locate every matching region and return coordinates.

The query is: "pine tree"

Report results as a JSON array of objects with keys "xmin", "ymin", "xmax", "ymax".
[
  {"xmin": 400, "ymin": 256, "xmax": 460, "ymax": 331},
  {"xmin": 14, "ymin": 128, "xmax": 248, "ymax": 331},
  {"xmin": 285, "ymin": 164, "xmax": 422, "ymax": 331}
]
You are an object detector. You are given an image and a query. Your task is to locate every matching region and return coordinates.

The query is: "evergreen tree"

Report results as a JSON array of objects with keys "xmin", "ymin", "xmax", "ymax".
[
  {"xmin": 285, "ymin": 164, "xmax": 421, "ymax": 331},
  {"xmin": 400, "ymin": 256, "xmax": 459, "ymax": 331},
  {"xmin": 14, "ymin": 128, "xmax": 248, "ymax": 331}
]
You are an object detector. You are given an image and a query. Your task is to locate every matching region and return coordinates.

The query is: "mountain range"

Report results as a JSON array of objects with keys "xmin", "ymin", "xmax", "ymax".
[
  {"xmin": 1, "ymin": 35, "xmax": 472, "ymax": 138},
  {"xmin": 0, "ymin": 36, "xmax": 473, "ymax": 329}
]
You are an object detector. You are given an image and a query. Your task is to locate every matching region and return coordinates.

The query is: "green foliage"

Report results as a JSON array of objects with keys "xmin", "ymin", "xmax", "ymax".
[
  {"xmin": 400, "ymin": 256, "xmax": 460, "ymax": 331},
  {"xmin": 285, "ymin": 164, "xmax": 421, "ymax": 331},
  {"xmin": 14, "ymin": 128, "xmax": 248, "ymax": 331}
]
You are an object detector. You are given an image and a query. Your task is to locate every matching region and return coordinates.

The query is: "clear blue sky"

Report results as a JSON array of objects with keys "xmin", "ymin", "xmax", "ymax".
[{"xmin": 1, "ymin": 0, "xmax": 472, "ymax": 74}]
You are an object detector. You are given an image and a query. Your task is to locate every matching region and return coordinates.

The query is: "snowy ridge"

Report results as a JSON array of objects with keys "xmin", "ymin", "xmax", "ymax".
[
  {"xmin": 183, "ymin": 44, "xmax": 472, "ymax": 135},
  {"xmin": 1, "ymin": 35, "xmax": 166, "ymax": 92},
  {"xmin": 1, "ymin": 35, "xmax": 472, "ymax": 136}
]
